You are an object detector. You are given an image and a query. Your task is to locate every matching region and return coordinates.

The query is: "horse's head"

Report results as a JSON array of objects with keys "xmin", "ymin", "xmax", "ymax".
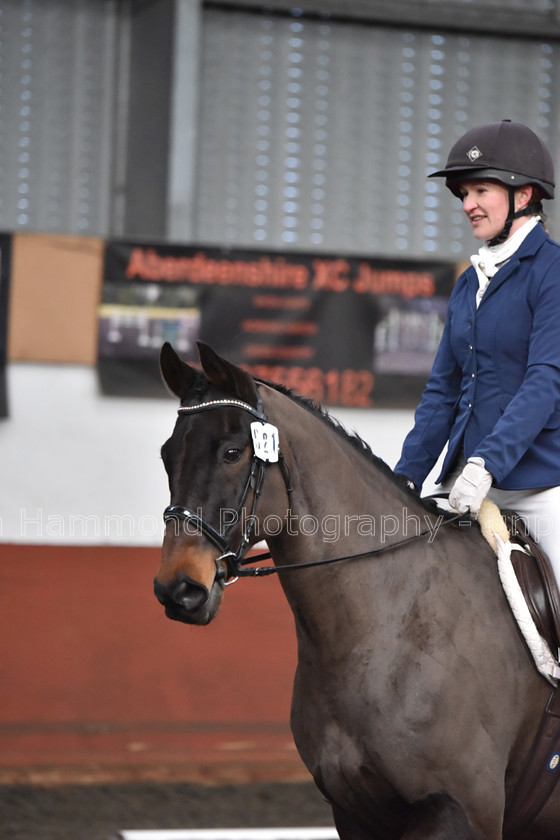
[{"xmin": 154, "ymin": 342, "xmax": 286, "ymax": 625}]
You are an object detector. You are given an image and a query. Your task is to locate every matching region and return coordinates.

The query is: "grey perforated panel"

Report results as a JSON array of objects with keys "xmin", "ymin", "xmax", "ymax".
[
  {"xmin": 0, "ymin": 0, "xmax": 558, "ymax": 260},
  {"xmin": 194, "ymin": 8, "xmax": 560, "ymax": 260},
  {"xmin": 0, "ymin": 0, "xmax": 116, "ymax": 235}
]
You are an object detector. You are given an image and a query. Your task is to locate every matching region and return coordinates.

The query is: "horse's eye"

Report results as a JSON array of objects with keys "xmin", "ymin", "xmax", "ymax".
[{"xmin": 223, "ymin": 447, "xmax": 244, "ymax": 464}]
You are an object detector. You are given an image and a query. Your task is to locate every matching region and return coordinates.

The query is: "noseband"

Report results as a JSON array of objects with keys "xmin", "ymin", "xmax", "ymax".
[{"xmin": 163, "ymin": 388, "xmax": 293, "ymax": 582}]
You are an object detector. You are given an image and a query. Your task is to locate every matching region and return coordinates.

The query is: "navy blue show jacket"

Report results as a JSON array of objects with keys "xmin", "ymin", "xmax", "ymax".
[{"xmin": 396, "ymin": 222, "xmax": 560, "ymax": 491}]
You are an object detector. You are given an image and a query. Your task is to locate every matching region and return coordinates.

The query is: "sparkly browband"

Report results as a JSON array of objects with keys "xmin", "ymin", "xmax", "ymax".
[{"xmin": 177, "ymin": 397, "xmax": 266, "ymax": 421}]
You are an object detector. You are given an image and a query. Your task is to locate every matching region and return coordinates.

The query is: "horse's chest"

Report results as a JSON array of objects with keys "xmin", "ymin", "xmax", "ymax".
[
  {"xmin": 298, "ymin": 716, "xmax": 403, "ymax": 829},
  {"xmin": 290, "ymin": 656, "xmax": 439, "ymax": 807},
  {"xmin": 291, "ymin": 672, "xmax": 387, "ymax": 796},
  {"xmin": 315, "ymin": 719, "xmax": 362, "ymax": 777}
]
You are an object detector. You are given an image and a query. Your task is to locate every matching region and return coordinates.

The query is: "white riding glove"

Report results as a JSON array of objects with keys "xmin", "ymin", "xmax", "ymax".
[{"xmin": 449, "ymin": 457, "xmax": 493, "ymax": 517}]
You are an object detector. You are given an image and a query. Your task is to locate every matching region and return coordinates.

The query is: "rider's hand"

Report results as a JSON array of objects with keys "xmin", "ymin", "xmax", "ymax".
[{"xmin": 449, "ymin": 457, "xmax": 493, "ymax": 517}]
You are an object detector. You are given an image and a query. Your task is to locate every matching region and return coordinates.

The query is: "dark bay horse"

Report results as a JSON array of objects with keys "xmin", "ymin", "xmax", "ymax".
[{"xmin": 154, "ymin": 341, "xmax": 560, "ymax": 840}]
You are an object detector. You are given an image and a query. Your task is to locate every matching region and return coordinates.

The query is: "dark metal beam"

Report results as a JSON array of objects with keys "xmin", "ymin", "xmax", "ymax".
[{"xmin": 204, "ymin": 0, "xmax": 560, "ymax": 39}]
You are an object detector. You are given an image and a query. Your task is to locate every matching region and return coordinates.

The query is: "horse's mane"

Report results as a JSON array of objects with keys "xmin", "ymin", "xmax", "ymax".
[
  {"xmin": 258, "ymin": 376, "xmax": 387, "ymax": 464},
  {"xmin": 255, "ymin": 377, "xmax": 440, "ymax": 515}
]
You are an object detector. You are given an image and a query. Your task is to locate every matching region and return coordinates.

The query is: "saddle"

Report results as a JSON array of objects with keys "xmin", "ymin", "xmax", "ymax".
[
  {"xmin": 503, "ymin": 510, "xmax": 560, "ymax": 659},
  {"xmin": 480, "ymin": 507, "xmax": 560, "ymax": 838}
]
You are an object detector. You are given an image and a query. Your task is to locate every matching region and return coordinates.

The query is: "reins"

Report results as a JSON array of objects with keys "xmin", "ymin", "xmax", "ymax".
[
  {"xmin": 227, "ymin": 509, "xmax": 463, "ymax": 578},
  {"xmin": 164, "ymin": 392, "xmax": 462, "ymax": 582}
]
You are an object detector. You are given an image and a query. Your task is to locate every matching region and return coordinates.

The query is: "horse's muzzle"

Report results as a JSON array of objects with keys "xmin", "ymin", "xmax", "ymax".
[{"xmin": 153, "ymin": 574, "xmax": 218, "ymax": 625}]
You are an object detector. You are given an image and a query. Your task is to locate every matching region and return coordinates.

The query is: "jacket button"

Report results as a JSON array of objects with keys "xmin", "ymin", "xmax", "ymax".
[{"xmin": 468, "ymin": 344, "xmax": 473, "ymax": 353}]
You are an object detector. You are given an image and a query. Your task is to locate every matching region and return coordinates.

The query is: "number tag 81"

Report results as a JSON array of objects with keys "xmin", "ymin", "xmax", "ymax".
[{"xmin": 250, "ymin": 422, "xmax": 279, "ymax": 463}]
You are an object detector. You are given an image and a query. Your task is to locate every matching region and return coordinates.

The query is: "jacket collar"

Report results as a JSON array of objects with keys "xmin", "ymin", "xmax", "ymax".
[{"xmin": 471, "ymin": 222, "xmax": 547, "ymax": 307}]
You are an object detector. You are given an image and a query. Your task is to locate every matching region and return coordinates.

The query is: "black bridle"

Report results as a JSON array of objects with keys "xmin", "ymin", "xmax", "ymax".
[
  {"xmin": 163, "ymin": 389, "xmax": 294, "ymax": 582},
  {"xmin": 163, "ymin": 389, "xmax": 461, "ymax": 582}
]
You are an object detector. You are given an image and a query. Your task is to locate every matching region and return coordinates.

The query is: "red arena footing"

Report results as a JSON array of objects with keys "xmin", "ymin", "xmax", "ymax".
[{"xmin": 0, "ymin": 544, "xmax": 309, "ymax": 784}]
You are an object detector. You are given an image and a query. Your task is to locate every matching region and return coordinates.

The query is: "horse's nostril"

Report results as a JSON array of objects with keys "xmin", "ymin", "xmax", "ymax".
[
  {"xmin": 176, "ymin": 579, "xmax": 207, "ymax": 611},
  {"xmin": 175, "ymin": 579, "xmax": 188, "ymax": 599},
  {"xmin": 153, "ymin": 576, "xmax": 209, "ymax": 613}
]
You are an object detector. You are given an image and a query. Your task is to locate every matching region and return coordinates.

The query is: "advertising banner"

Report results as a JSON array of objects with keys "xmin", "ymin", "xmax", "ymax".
[{"xmin": 99, "ymin": 241, "xmax": 455, "ymax": 408}]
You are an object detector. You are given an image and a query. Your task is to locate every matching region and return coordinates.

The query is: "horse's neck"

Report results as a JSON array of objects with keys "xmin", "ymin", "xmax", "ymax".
[
  {"xmin": 263, "ymin": 388, "xmax": 434, "ymax": 638},
  {"xmin": 271, "ymin": 389, "xmax": 415, "ymax": 524}
]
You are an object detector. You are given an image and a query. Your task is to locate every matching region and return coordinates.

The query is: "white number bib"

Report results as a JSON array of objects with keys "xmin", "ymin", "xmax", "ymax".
[{"xmin": 250, "ymin": 422, "xmax": 279, "ymax": 463}]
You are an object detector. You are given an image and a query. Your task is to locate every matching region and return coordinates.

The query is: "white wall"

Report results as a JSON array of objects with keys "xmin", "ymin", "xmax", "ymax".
[{"xmin": 0, "ymin": 363, "xmax": 422, "ymax": 545}]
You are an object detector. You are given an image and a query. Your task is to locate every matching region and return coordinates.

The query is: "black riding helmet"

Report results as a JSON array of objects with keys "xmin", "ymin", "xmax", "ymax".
[{"xmin": 429, "ymin": 120, "xmax": 555, "ymax": 245}]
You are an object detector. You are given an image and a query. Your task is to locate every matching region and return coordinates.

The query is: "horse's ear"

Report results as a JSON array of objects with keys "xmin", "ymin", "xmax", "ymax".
[
  {"xmin": 160, "ymin": 342, "xmax": 197, "ymax": 399},
  {"xmin": 197, "ymin": 341, "xmax": 258, "ymax": 407}
]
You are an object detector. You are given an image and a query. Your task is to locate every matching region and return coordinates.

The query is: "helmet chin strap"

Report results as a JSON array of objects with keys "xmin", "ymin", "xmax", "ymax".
[{"xmin": 488, "ymin": 187, "xmax": 533, "ymax": 247}]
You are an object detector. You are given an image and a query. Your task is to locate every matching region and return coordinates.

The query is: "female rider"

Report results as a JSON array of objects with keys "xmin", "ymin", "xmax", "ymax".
[{"xmin": 395, "ymin": 119, "xmax": 560, "ymax": 584}]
